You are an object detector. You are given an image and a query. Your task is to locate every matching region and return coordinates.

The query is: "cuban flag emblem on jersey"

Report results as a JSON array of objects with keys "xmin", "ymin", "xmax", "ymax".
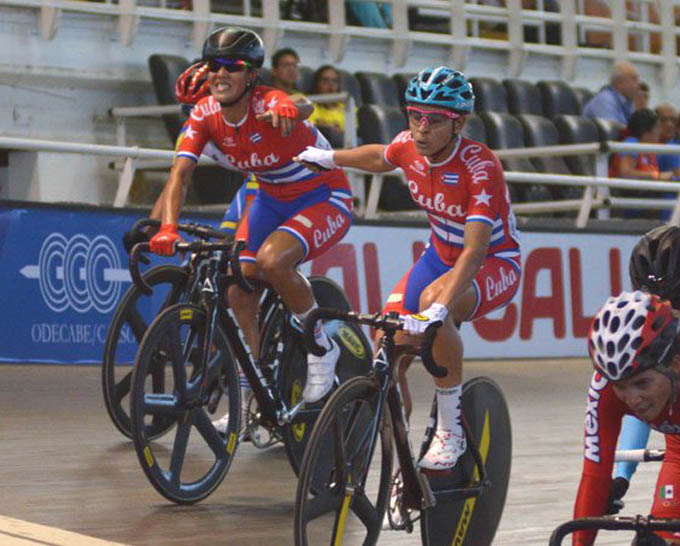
[
  {"xmin": 250, "ymin": 132, "xmax": 262, "ymax": 143},
  {"xmin": 442, "ymin": 173, "xmax": 459, "ymax": 185}
]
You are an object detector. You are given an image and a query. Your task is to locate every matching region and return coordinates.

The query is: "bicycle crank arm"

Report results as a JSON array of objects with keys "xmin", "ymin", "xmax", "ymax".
[{"xmin": 277, "ymin": 399, "xmax": 306, "ymax": 425}]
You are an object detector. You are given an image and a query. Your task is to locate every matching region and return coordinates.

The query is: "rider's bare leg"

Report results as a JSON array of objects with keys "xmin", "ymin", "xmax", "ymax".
[
  {"xmin": 256, "ymin": 230, "xmax": 338, "ymax": 403},
  {"xmin": 227, "ymin": 261, "xmax": 263, "ymax": 360}
]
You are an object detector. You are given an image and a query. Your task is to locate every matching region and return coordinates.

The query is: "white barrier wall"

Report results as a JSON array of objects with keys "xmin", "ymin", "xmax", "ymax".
[{"xmin": 299, "ymin": 224, "xmax": 638, "ymax": 359}]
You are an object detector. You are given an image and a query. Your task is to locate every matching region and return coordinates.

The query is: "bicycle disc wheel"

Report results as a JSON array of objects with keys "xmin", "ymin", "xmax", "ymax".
[
  {"xmin": 102, "ymin": 264, "xmax": 189, "ymax": 439},
  {"xmin": 420, "ymin": 376, "xmax": 512, "ymax": 546},
  {"xmin": 130, "ymin": 303, "xmax": 240, "ymax": 504},
  {"xmin": 295, "ymin": 376, "xmax": 393, "ymax": 546},
  {"xmin": 280, "ymin": 276, "xmax": 372, "ymax": 475}
]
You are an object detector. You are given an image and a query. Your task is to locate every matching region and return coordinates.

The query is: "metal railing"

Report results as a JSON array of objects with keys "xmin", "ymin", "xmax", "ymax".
[
  {"xmin": 3, "ymin": 135, "xmax": 680, "ymax": 227},
  {"xmin": 1, "ymin": 0, "xmax": 679, "ymax": 95}
]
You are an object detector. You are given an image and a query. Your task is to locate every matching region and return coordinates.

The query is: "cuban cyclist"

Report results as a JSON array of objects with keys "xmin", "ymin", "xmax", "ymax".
[
  {"xmin": 295, "ymin": 67, "xmax": 521, "ymax": 469},
  {"xmin": 574, "ymin": 290, "xmax": 680, "ymax": 546},
  {"xmin": 148, "ymin": 27, "xmax": 354, "ymax": 414}
]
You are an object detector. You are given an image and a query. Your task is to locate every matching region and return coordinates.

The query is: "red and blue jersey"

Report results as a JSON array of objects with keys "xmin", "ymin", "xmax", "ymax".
[
  {"xmin": 176, "ymin": 86, "xmax": 347, "ymax": 201},
  {"xmin": 384, "ymin": 132, "xmax": 520, "ymax": 267}
]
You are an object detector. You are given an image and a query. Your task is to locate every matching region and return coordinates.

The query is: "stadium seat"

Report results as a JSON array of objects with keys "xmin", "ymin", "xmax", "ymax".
[
  {"xmin": 553, "ymin": 115, "xmax": 600, "ymax": 175},
  {"xmin": 148, "ymin": 54, "xmax": 190, "ymax": 142},
  {"xmin": 357, "ymin": 104, "xmax": 413, "ymax": 210},
  {"xmin": 297, "ymin": 65, "xmax": 315, "ymax": 94},
  {"xmin": 502, "ymin": 79, "xmax": 543, "ymax": 116},
  {"xmin": 517, "ymin": 114, "xmax": 582, "ymax": 200},
  {"xmin": 461, "ymin": 114, "xmax": 487, "ymax": 143},
  {"xmin": 392, "ymin": 73, "xmax": 416, "ymax": 106},
  {"xmin": 355, "ymin": 71, "xmax": 401, "ymax": 107},
  {"xmin": 537, "ymin": 80, "xmax": 581, "ymax": 118},
  {"xmin": 480, "ymin": 111, "xmax": 551, "ymax": 203},
  {"xmin": 357, "ymin": 104, "xmax": 406, "ymax": 144},
  {"xmin": 573, "ymin": 86, "xmax": 595, "ymax": 114},
  {"xmin": 592, "ymin": 116, "xmax": 623, "ymax": 143},
  {"xmin": 469, "ymin": 78, "xmax": 509, "ymax": 113},
  {"xmin": 338, "ymin": 69, "xmax": 363, "ymax": 107}
]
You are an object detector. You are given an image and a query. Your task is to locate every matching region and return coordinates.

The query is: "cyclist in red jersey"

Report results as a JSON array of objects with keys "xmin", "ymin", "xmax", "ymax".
[
  {"xmin": 148, "ymin": 27, "xmax": 354, "ymax": 407},
  {"xmin": 574, "ymin": 290, "xmax": 680, "ymax": 546},
  {"xmin": 296, "ymin": 67, "xmax": 521, "ymax": 470}
]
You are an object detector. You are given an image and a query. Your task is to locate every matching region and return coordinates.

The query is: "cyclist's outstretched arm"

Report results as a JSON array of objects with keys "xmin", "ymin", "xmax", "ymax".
[
  {"xmin": 295, "ymin": 144, "xmax": 394, "ymax": 173},
  {"xmin": 289, "ymin": 94, "xmax": 314, "ymax": 120}
]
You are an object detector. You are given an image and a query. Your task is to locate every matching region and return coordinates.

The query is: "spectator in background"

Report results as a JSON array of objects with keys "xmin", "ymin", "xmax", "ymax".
[
  {"xmin": 655, "ymin": 103, "xmax": 680, "ymax": 176},
  {"xmin": 271, "ymin": 47, "xmax": 300, "ymax": 94},
  {"xmin": 308, "ymin": 65, "xmax": 347, "ymax": 148},
  {"xmin": 610, "ymin": 108, "xmax": 673, "ymax": 181},
  {"xmin": 583, "ymin": 61, "xmax": 640, "ymax": 125},
  {"xmin": 346, "ymin": 1, "xmax": 392, "ymax": 28},
  {"xmin": 635, "ymin": 81, "xmax": 650, "ymax": 110}
]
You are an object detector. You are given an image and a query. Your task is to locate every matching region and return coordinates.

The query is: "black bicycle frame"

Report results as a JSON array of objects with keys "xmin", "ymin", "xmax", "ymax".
[{"xmin": 549, "ymin": 516, "xmax": 680, "ymax": 546}]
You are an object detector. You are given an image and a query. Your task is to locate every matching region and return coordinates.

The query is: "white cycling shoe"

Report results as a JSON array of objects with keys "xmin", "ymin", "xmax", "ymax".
[
  {"xmin": 418, "ymin": 429, "xmax": 467, "ymax": 470},
  {"xmin": 302, "ymin": 338, "xmax": 340, "ymax": 404}
]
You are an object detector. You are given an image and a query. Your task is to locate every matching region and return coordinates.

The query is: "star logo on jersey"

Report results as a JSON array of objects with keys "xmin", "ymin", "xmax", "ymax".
[
  {"xmin": 473, "ymin": 189, "xmax": 492, "ymax": 206},
  {"xmin": 183, "ymin": 126, "xmax": 197, "ymax": 140},
  {"xmin": 267, "ymin": 96, "xmax": 278, "ymax": 109}
]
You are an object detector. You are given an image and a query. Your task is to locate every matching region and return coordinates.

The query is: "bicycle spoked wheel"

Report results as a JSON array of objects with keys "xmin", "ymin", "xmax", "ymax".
[
  {"xmin": 130, "ymin": 303, "xmax": 240, "ymax": 504},
  {"xmin": 420, "ymin": 376, "xmax": 512, "ymax": 546},
  {"xmin": 295, "ymin": 376, "xmax": 393, "ymax": 546},
  {"xmin": 102, "ymin": 265, "xmax": 189, "ymax": 439}
]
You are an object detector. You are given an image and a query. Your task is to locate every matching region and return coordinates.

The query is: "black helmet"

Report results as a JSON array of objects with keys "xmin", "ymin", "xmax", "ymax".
[
  {"xmin": 629, "ymin": 225, "xmax": 680, "ymax": 307},
  {"xmin": 202, "ymin": 27, "xmax": 264, "ymax": 69}
]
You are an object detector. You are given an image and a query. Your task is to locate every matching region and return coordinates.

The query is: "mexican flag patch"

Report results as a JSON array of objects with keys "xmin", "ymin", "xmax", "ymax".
[{"xmin": 660, "ymin": 485, "xmax": 674, "ymax": 500}]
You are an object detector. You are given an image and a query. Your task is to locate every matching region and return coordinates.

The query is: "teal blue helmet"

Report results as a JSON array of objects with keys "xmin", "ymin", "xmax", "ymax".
[{"xmin": 405, "ymin": 67, "xmax": 474, "ymax": 114}]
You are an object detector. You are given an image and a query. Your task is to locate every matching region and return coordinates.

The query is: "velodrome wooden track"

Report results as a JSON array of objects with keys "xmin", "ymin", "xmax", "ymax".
[{"xmin": 0, "ymin": 359, "xmax": 664, "ymax": 546}]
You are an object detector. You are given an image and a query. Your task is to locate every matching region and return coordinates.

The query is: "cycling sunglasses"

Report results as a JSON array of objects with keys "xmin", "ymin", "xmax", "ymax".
[
  {"xmin": 406, "ymin": 106, "xmax": 461, "ymax": 127},
  {"xmin": 206, "ymin": 58, "xmax": 251, "ymax": 74}
]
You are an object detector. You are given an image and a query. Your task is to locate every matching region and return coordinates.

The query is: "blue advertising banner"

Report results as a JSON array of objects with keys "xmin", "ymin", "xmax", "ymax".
[{"xmin": 0, "ymin": 203, "xmax": 219, "ymax": 364}]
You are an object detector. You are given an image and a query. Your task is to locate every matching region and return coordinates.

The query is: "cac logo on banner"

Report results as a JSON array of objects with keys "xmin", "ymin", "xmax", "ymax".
[{"xmin": 19, "ymin": 232, "xmax": 130, "ymax": 314}]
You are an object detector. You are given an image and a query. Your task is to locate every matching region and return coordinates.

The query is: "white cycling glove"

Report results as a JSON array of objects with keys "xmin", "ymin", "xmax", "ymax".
[
  {"xmin": 295, "ymin": 146, "xmax": 336, "ymax": 170},
  {"xmin": 402, "ymin": 303, "xmax": 449, "ymax": 335}
]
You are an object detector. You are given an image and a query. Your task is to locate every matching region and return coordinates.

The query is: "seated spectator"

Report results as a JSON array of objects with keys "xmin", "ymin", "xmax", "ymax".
[
  {"xmin": 611, "ymin": 108, "xmax": 676, "ymax": 220},
  {"xmin": 583, "ymin": 61, "xmax": 639, "ymax": 125},
  {"xmin": 271, "ymin": 47, "xmax": 300, "ymax": 94},
  {"xmin": 635, "ymin": 81, "xmax": 650, "ymax": 111},
  {"xmin": 346, "ymin": 1, "xmax": 392, "ymax": 28},
  {"xmin": 308, "ymin": 65, "xmax": 347, "ymax": 148},
  {"xmin": 610, "ymin": 108, "xmax": 672, "ymax": 181},
  {"xmin": 656, "ymin": 103, "xmax": 680, "ymax": 177}
]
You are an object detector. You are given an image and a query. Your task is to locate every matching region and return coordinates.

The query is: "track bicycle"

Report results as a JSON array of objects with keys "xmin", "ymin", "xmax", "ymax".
[
  {"xmin": 550, "ymin": 448, "xmax": 674, "ymax": 546},
  {"xmin": 127, "ymin": 239, "xmax": 372, "ymax": 504},
  {"xmin": 294, "ymin": 308, "xmax": 512, "ymax": 546},
  {"xmin": 103, "ymin": 218, "xmax": 352, "ymax": 442}
]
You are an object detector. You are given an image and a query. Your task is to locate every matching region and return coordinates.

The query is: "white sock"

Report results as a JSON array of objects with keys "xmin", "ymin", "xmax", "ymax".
[
  {"xmin": 238, "ymin": 368, "xmax": 251, "ymax": 407},
  {"xmin": 295, "ymin": 303, "xmax": 332, "ymax": 352},
  {"xmin": 435, "ymin": 385, "xmax": 462, "ymax": 433}
]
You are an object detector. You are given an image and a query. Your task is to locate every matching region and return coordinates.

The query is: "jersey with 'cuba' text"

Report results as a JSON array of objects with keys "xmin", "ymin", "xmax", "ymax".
[
  {"xmin": 573, "ymin": 371, "xmax": 680, "ymax": 545},
  {"xmin": 175, "ymin": 86, "xmax": 347, "ymax": 201},
  {"xmin": 383, "ymin": 132, "xmax": 520, "ymax": 266}
]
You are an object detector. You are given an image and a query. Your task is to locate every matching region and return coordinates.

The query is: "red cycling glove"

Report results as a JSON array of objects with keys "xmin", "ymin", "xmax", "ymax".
[
  {"xmin": 271, "ymin": 99, "xmax": 298, "ymax": 119},
  {"xmin": 150, "ymin": 224, "xmax": 182, "ymax": 255}
]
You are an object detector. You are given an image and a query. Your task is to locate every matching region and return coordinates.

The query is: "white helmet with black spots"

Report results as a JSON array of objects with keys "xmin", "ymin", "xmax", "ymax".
[{"xmin": 588, "ymin": 290, "xmax": 680, "ymax": 382}]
